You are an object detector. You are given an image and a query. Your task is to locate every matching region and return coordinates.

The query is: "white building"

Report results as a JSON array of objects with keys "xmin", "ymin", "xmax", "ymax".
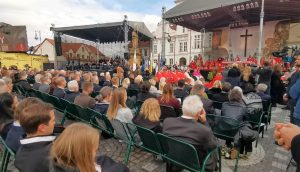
[{"xmin": 152, "ymin": 21, "xmax": 213, "ymax": 66}]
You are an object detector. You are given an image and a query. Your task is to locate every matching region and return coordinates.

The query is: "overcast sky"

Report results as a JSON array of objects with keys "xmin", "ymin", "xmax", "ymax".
[{"xmin": 0, "ymin": 0, "xmax": 174, "ymax": 46}]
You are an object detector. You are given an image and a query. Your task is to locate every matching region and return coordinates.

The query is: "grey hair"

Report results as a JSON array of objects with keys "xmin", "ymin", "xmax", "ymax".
[
  {"xmin": 191, "ymin": 84, "xmax": 205, "ymax": 95},
  {"xmin": 0, "ymin": 79, "xmax": 7, "ymax": 94},
  {"xmin": 67, "ymin": 80, "xmax": 79, "ymax": 92},
  {"xmin": 34, "ymin": 74, "xmax": 42, "ymax": 83},
  {"xmin": 182, "ymin": 95, "xmax": 203, "ymax": 117},
  {"xmin": 257, "ymin": 83, "xmax": 268, "ymax": 93}
]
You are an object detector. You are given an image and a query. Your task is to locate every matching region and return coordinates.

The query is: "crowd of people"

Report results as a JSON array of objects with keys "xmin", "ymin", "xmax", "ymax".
[{"xmin": 0, "ymin": 55, "xmax": 300, "ymax": 171}]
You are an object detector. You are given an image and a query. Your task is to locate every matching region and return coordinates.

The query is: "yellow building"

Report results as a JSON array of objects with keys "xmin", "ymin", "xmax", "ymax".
[{"xmin": 0, "ymin": 52, "xmax": 49, "ymax": 70}]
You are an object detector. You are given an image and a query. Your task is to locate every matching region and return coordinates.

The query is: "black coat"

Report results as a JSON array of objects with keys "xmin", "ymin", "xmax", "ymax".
[
  {"xmin": 211, "ymin": 92, "xmax": 229, "ymax": 103},
  {"xmin": 132, "ymin": 114, "xmax": 162, "ymax": 133},
  {"xmin": 137, "ymin": 92, "xmax": 156, "ymax": 102},
  {"xmin": 257, "ymin": 67, "xmax": 272, "ymax": 84},
  {"xmin": 291, "ymin": 134, "xmax": 300, "ymax": 172},
  {"xmin": 52, "ymin": 88, "xmax": 66, "ymax": 99},
  {"xmin": 228, "ymin": 67, "xmax": 241, "ymax": 78},
  {"xmin": 64, "ymin": 91, "xmax": 80, "ymax": 103},
  {"xmin": 221, "ymin": 102, "xmax": 247, "ymax": 123},
  {"xmin": 15, "ymin": 80, "xmax": 31, "ymax": 91},
  {"xmin": 174, "ymin": 88, "xmax": 189, "ymax": 99}
]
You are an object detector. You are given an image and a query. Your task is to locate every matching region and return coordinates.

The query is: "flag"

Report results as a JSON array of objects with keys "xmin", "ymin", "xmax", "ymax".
[
  {"xmin": 133, "ymin": 48, "xmax": 136, "ymax": 71},
  {"xmin": 149, "ymin": 53, "xmax": 153, "ymax": 73}
]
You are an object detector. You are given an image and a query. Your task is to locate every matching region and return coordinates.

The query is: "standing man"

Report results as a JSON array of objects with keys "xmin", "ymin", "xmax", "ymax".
[{"xmin": 257, "ymin": 61, "xmax": 272, "ymax": 94}]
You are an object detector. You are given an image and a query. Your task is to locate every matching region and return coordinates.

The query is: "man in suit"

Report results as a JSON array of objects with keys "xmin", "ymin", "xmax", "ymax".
[
  {"xmin": 74, "ymin": 82, "xmax": 96, "ymax": 108},
  {"xmin": 211, "ymin": 82, "xmax": 231, "ymax": 103},
  {"xmin": 52, "ymin": 77, "xmax": 66, "ymax": 99},
  {"xmin": 15, "ymin": 102, "xmax": 56, "ymax": 172},
  {"xmin": 15, "ymin": 71, "xmax": 32, "ymax": 91},
  {"xmin": 91, "ymin": 75, "xmax": 102, "ymax": 92},
  {"xmin": 191, "ymin": 84, "xmax": 215, "ymax": 114},
  {"xmin": 163, "ymin": 95, "xmax": 217, "ymax": 172}
]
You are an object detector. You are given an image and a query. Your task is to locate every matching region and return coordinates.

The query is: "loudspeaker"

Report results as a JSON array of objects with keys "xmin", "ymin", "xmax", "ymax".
[
  {"xmin": 124, "ymin": 52, "xmax": 129, "ymax": 60},
  {"xmin": 43, "ymin": 63, "xmax": 55, "ymax": 70},
  {"xmin": 54, "ymin": 35, "xmax": 62, "ymax": 56}
]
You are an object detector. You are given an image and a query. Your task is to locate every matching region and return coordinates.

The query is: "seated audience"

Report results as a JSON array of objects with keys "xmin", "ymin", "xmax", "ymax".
[
  {"xmin": 157, "ymin": 83, "xmax": 181, "ymax": 114},
  {"xmin": 0, "ymin": 93, "xmax": 18, "ymax": 139},
  {"xmin": 149, "ymin": 78, "xmax": 159, "ymax": 94},
  {"xmin": 52, "ymin": 77, "xmax": 66, "ymax": 99},
  {"xmin": 91, "ymin": 75, "xmax": 101, "ymax": 92},
  {"xmin": 128, "ymin": 75, "xmax": 143, "ymax": 91},
  {"xmin": 121, "ymin": 78, "xmax": 130, "ymax": 89},
  {"xmin": 208, "ymin": 80, "xmax": 222, "ymax": 95},
  {"xmin": 191, "ymin": 84, "xmax": 214, "ymax": 114},
  {"xmin": 50, "ymin": 123, "xmax": 129, "ymax": 172},
  {"xmin": 221, "ymin": 88, "xmax": 247, "ymax": 123},
  {"xmin": 15, "ymin": 71, "xmax": 31, "ymax": 91},
  {"xmin": 133, "ymin": 98, "xmax": 162, "ymax": 133},
  {"xmin": 211, "ymin": 82, "xmax": 231, "ymax": 102},
  {"xmin": 174, "ymin": 79, "xmax": 189, "ymax": 99},
  {"xmin": 111, "ymin": 76, "xmax": 119, "ymax": 89},
  {"xmin": 64, "ymin": 80, "xmax": 80, "ymax": 103},
  {"xmin": 163, "ymin": 95, "xmax": 217, "ymax": 172},
  {"xmin": 103, "ymin": 73, "xmax": 112, "ymax": 87},
  {"xmin": 99, "ymin": 72, "xmax": 105, "ymax": 86},
  {"xmin": 95, "ymin": 86, "xmax": 113, "ymax": 115},
  {"xmin": 5, "ymin": 97, "xmax": 42, "ymax": 152},
  {"xmin": 38, "ymin": 76, "xmax": 51, "ymax": 93},
  {"xmin": 137, "ymin": 81, "xmax": 156, "ymax": 102},
  {"xmin": 0, "ymin": 79, "xmax": 9, "ymax": 94},
  {"xmin": 74, "ymin": 82, "xmax": 96, "ymax": 109},
  {"xmin": 32, "ymin": 74, "xmax": 42, "ymax": 90},
  {"xmin": 2, "ymin": 77, "xmax": 13, "ymax": 93},
  {"xmin": 256, "ymin": 83, "xmax": 271, "ymax": 102},
  {"xmin": 107, "ymin": 87, "xmax": 133, "ymax": 123},
  {"xmin": 14, "ymin": 102, "xmax": 56, "ymax": 172}
]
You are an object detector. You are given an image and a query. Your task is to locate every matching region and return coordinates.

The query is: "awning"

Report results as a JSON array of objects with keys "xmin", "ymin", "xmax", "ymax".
[
  {"xmin": 51, "ymin": 21, "xmax": 153, "ymax": 43},
  {"xmin": 164, "ymin": 0, "xmax": 300, "ymax": 31}
]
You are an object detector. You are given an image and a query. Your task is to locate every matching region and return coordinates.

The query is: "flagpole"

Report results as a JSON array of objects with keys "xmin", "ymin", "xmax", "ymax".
[{"xmin": 258, "ymin": 0, "xmax": 265, "ymax": 64}]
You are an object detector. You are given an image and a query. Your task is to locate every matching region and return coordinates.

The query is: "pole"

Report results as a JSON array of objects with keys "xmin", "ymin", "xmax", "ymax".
[
  {"xmin": 123, "ymin": 15, "xmax": 129, "ymax": 59},
  {"xmin": 161, "ymin": 6, "xmax": 166, "ymax": 67},
  {"xmin": 258, "ymin": 0, "xmax": 265, "ymax": 64}
]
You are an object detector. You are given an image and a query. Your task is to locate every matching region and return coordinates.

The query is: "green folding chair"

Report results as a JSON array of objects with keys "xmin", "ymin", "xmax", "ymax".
[
  {"xmin": 130, "ymin": 124, "xmax": 162, "ymax": 155},
  {"xmin": 47, "ymin": 94, "xmax": 65, "ymax": 112},
  {"xmin": 157, "ymin": 133, "xmax": 220, "ymax": 172},
  {"xmin": 110, "ymin": 119, "xmax": 134, "ymax": 165},
  {"xmin": 262, "ymin": 100, "xmax": 272, "ymax": 130},
  {"xmin": 0, "ymin": 137, "xmax": 15, "ymax": 172},
  {"xmin": 60, "ymin": 103, "xmax": 91, "ymax": 125},
  {"xmin": 86, "ymin": 108, "xmax": 114, "ymax": 136},
  {"xmin": 246, "ymin": 108, "xmax": 265, "ymax": 147},
  {"xmin": 206, "ymin": 114, "xmax": 241, "ymax": 172}
]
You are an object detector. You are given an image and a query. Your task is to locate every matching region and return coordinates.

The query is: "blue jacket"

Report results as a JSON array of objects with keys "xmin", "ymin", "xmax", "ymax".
[
  {"xmin": 5, "ymin": 123, "xmax": 25, "ymax": 152},
  {"xmin": 289, "ymin": 78, "xmax": 300, "ymax": 118}
]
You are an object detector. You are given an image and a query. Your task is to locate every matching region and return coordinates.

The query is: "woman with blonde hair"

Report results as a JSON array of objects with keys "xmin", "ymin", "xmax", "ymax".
[
  {"xmin": 121, "ymin": 78, "xmax": 130, "ymax": 89},
  {"xmin": 133, "ymin": 98, "xmax": 162, "ymax": 133},
  {"xmin": 240, "ymin": 65, "xmax": 255, "ymax": 89},
  {"xmin": 157, "ymin": 83, "xmax": 181, "ymax": 112},
  {"xmin": 50, "ymin": 123, "xmax": 129, "ymax": 172},
  {"xmin": 107, "ymin": 87, "xmax": 133, "ymax": 123}
]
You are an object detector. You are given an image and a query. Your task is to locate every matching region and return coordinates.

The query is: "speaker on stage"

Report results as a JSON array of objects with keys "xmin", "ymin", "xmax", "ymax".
[
  {"xmin": 54, "ymin": 35, "xmax": 62, "ymax": 56},
  {"xmin": 124, "ymin": 52, "xmax": 129, "ymax": 60}
]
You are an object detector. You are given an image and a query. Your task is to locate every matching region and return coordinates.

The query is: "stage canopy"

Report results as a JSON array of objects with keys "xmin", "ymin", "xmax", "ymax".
[
  {"xmin": 164, "ymin": 0, "xmax": 300, "ymax": 31},
  {"xmin": 51, "ymin": 21, "xmax": 153, "ymax": 43}
]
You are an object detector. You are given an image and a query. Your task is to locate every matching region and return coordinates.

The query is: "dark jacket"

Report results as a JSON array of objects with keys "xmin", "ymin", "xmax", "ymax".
[
  {"xmin": 257, "ymin": 67, "xmax": 272, "ymax": 84},
  {"xmin": 94, "ymin": 102, "xmax": 109, "ymax": 115},
  {"xmin": 15, "ymin": 80, "xmax": 31, "ymax": 91},
  {"xmin": 257, "ymin": 92, "xmax": 271, "ymax": 102},
  {"xmin": 49, "ymin": 155, "xmax": 129, "ymax": 172},
  {"xmin": 52, "ymin": 88, "xmax": 65, "ymax": 99},
  {"xmin": 211, "ymin": 92, "xmax": 229, "ymax": 103},
  {"xmin": 199, "ymin": 96, "xmax": 215, "ymax": 114},
  {"xmin": 93, "ymin": 83, "xmax": 102, "ymax": 93},
  {"xmin": 163, "ymin": 117, "xmax": 217, "ymax": 172},
  {"xmin": 137, "ymin": 92, "xmax": 156, "ymax": 102},
  {"xmin": 228, "ymin": 67, "xmax": 241, "ymax": 78},
  {"xmin": 158, "ymin": 97, "xmax": 181, "ymax": 111},
  {"xmin": 64, "ymin": 91, "xmax": 80, "ymax": 103},
  {"xmin": 132, "ymin": 114, "xmax": 162, "ymax": 133},
  {"xmin": 5, "ymin": 123, "xmax": 24, "ymax": 152},
  {"xmin": 128, "ymin": 83, "xmax": 139, "ymax": 91},
  {"xmin": 221, "ymin": 102, "xmax": 247, "ymax": 123},
  {"xmin": 291, "ymin": 134, "xmax": 300, "ymax": 172},
  {"xmin": 15, "ymin": 135, "xmax": 56, "ymax": 172},
  {"xmin": 174, "ymin": 88, "xmax": 189, "ymax": 99},
  {"xmin": 103, "ymin": 81, "xmax": 112, "ymax": 87}
]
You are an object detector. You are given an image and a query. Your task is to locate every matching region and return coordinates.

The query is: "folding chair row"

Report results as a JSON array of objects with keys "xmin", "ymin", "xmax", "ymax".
[
  {"xmin": 0, "ymin": 136, "xmax": 15, "ymax": 172},
  {"xmin": 110, "ymin": 120, "xmax": 221, "ymax": 172}
]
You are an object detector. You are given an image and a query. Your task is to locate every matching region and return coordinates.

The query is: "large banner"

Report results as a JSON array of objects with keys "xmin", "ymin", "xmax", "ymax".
[{"xmin": 0, "ymin": 23, "xmax": 28, "ymax": 52}]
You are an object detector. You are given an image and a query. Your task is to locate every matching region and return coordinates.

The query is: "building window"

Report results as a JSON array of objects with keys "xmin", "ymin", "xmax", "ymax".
[
  {"xmin": 82, "ymin": 55, "xmax": 84, "ymax": 59},
  {"xmin": 170, "ymin": 58, "xmax": 174, "ymax": 65},
  {"xmin": 183, "ymin": 42, "xmax": 187, "ymax": 52},
  {"xmin": 144, "ymin": 49, "xmax": 148, "ymax": 56},
  {"xmin": 182, "ymin": 27, "xmax": 185, "ymax": 33},
  {"xmin": 154, "ymin": 59, "xmax": 158, "ymax": 63},
  {"xmin": 194, "ymin": 35, "xmax": 201, "ymax": 49},
  {"xmin": 179, "ymin": 42, "xmax": 183, "ymax": 52},
  {"xmin": 82, "ymin": 47, "xmax": 84, "ymax": 52},
  {"xmin": 169, "ymin": 43, "xmax": 174, "ymax": 53},
  {"xmin": 209, "ymin": 33, "xmax": 212, "ymax": 47},
  {"xmin": 70, "ymin": 53, "xmax": 73, "ymax": 58},
  {"xmin": 77, "ymin": 54, "xmax": 80, "ymax": 58},
  {"xmin": 153, "ymin": 45, "xmax": 157, "ymax": 54}
]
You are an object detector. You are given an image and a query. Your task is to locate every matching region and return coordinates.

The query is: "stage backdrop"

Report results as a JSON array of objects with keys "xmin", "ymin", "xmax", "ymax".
[{"xmin": 0, "ymin": 24, "xmax": 28, "ymax": 52}]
